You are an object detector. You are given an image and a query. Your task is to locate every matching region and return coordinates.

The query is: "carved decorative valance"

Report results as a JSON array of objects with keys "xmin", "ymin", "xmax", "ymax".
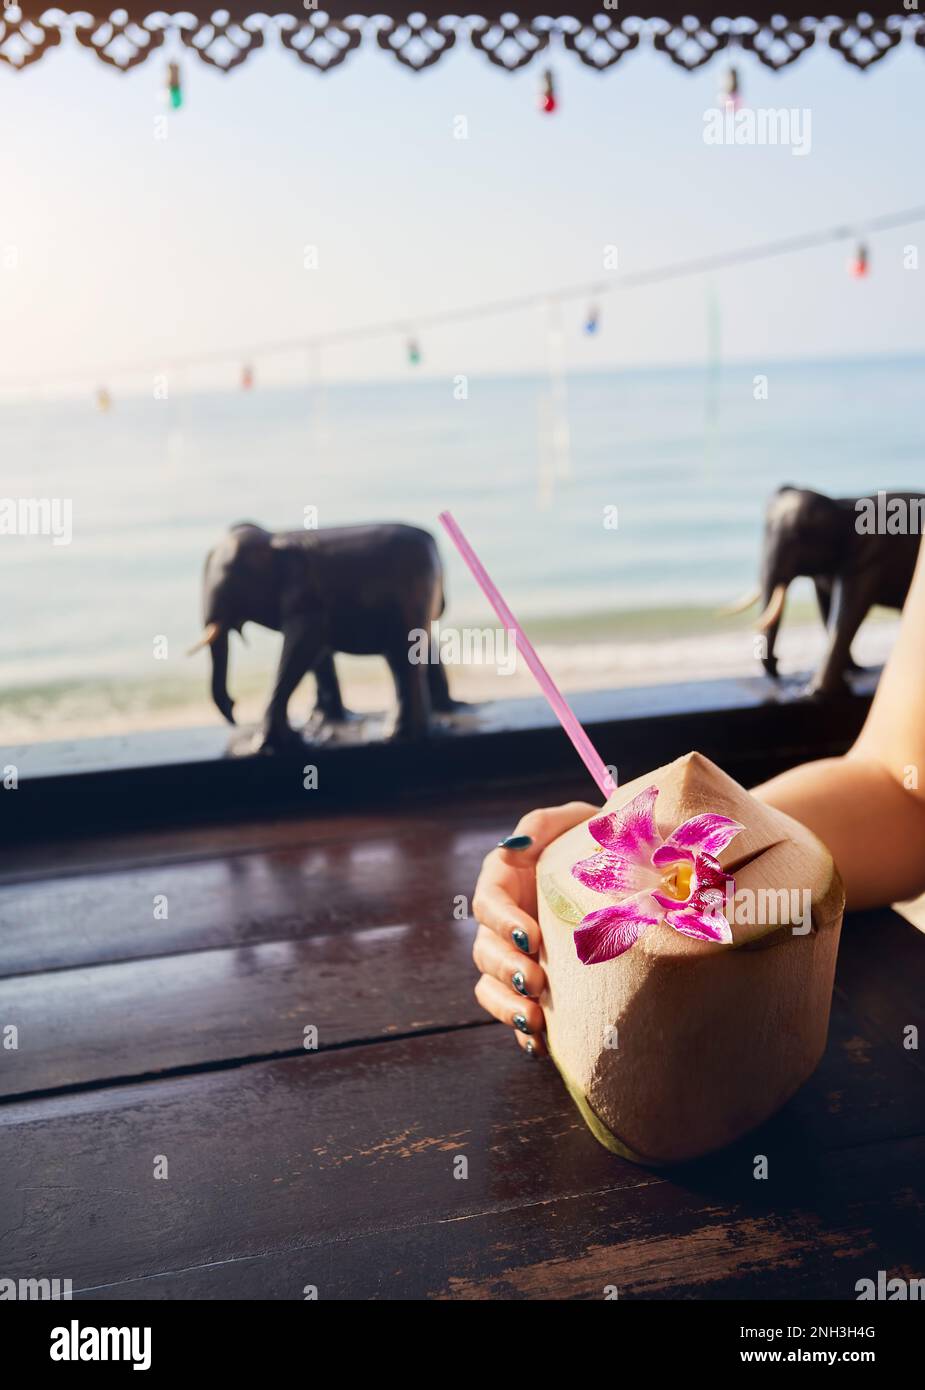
[{"xmin": 1, "ymin": 8, "xmax": 921, "ymax": 74}]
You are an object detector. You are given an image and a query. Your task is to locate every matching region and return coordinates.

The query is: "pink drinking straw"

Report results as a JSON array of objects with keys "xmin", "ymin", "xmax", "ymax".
[{"xmin": 438, "ymin": 511, "xmax": 614, "ymax": 799}]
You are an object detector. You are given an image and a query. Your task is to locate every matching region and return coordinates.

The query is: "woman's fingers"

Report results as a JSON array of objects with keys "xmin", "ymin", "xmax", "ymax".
[
  {"xmin": 473, "ymin": 801, "xmax": 598, "ymax": 955},
  {"xmin": 472, "ymin": 862, "xmax": 542, "ymax": 954},
  {"xmin": 471, "ymin": 801, "xmax": 599, "ymax": 1056},
  {"xmin": 513, "ymin": 1028, "xmax": 546, "ymax": 1059},
  {"xmin": 474, "ymin": 974, "xmax": 546, "ymax": 1055},
  {"xmin": 472, "ymin": 923, "xmax": 545, "ymax": 999},
  {"xmin": 495, "ymin": 802, "xmax": 599, "ymax": 869}
]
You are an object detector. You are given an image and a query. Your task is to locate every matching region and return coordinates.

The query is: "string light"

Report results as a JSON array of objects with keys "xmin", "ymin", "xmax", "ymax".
[
  {"xmin": 5, "ymin": 206, "xmax": 922, "ymax": 399},
  {"xmin": 539, "ymin": 69, "xmax": 557, "ymax": 115},
  {"xmin": 849, "ymin": 242, "xmax": 869, "ymax": 278},
  {"xmin": 95, "ymin": 386, "xmax": 112, "ymax": 413},
  {"xmin": 583, "ymin": 304, "xmax": 600, "ymax": 335},
  {"xmin": 166, "ymin": 61, "xmax": 183, "ymax": 111},
  {"xmin": 720, "ymin": 65, "xmax": 741, "ymax": 113},
  {"xmin": 241, "ymin": 363, "xmax": 254, "ymax": 390}
]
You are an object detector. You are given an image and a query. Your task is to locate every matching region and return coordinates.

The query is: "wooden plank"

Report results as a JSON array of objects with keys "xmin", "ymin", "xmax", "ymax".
[
  {"xmin": 1, "ymin": 862, "xmax": 922, "ymax": 1100},
  {"xmin": 0, "ymin": 816, "xmax": 501, "ymax": 975},
  {"xmin": 1, "ymin": 1004, "xmax": 922, "ymax": 1294},
  {"xmin": 3, "ymin": 845, "xmax": 918, "ymax": 1106},
  {"xmin": 0, "ymin": 919, "xmax": 483, "ymax": 1097},
  {"xmin": 1, "ymin": 887, "xmax": 921, "ymax": 1102},
  {"xmin": 0, "ymin": 1027, "xmax": 643, "ymax": 1291},
  {"xmin": 79, "ymin": 1134, "xmax": 925, "ymax": 1301},
  {"xmin": 0, "ymin": 790, "xmax": 532, "ymax": 885},
  {"xmin": 835, "ymin": 909, "xmax": 925, "ymax": 1075},
  {"xmin": 0, "ymin": 931, "xmax": 908, "ymax": 1103}
]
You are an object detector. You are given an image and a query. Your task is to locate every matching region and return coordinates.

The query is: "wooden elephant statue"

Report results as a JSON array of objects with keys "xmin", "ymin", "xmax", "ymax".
[
  {"xmin": 190, "ymin": 521, "xmax": 457, "ymax": 749},
  {"xmin": 729, "ymin": 486, "xmax": 924, "ymax": 695}
]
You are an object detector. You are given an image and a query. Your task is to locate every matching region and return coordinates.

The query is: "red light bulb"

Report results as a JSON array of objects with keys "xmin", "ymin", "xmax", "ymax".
[
  {"xmin": 848, "ymin": 243, "xmax": 869, "ymax": 279},
  {"xmin": 539, "ymin": 69, "xmax": 556, "ymax": 115}
]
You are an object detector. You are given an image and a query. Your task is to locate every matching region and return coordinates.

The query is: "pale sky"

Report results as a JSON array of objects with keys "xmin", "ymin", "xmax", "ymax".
[{"xmin": 0, "ymin": 34, "xmax": 923, "ymax": 392}]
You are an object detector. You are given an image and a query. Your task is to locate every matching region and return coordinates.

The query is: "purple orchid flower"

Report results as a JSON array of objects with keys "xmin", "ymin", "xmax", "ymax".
[{"xmin": 569, "ymin": 785, "xmax": 744, "ymax": 965}]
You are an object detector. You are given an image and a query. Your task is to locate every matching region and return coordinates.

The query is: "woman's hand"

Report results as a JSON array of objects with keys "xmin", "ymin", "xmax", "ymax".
[{"xmin": 472, "ymin": 802, "xmax": 598, "ymax": 1057}]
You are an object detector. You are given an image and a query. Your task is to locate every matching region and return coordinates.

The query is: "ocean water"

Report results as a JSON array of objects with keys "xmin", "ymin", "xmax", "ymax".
[{"xmin": 1, "ymin": 356, "xmax": 921, "ymax": 737}]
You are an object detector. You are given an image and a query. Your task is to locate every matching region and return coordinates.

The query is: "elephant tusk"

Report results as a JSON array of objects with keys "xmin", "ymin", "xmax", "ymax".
[
  {"xmin": 187, "ymin": 622, "xmax": 223, "ymax": 656},
  {"xmin": 755, "ymin": 584, "xmax": 787, "ymax": 633},
  {"xmin": 718, "ymin": 586, "xmax": 762, "ymax": 617}
]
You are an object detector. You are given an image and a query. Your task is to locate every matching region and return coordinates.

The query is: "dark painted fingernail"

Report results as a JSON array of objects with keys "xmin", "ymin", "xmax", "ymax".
[
  {"xmin": 511, "ymin": 928, "xmax": 530, "ymax": 954},
  {"xmin": 498, "ymin": 834, "xmax": 533, "ymax": 851},
  {"xmin": 524, "ymin": 1040, "xmax": 537, "ymax": 1058},
  {"xmin": 512, "ymin": 970, "xmax": 528, "ymax": 996},
  {"xmin": 513, "ymin": 1013, "xmax": 531, "ymax": 1035}
]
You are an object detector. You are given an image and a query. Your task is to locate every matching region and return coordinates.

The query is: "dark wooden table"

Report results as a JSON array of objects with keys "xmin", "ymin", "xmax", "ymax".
[{"xmin": 1, "ymin": 787, "xmax": 923, "ymax": 1300}]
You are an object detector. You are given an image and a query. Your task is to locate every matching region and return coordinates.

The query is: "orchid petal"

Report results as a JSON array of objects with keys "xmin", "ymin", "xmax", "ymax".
[
  {"xmin": 571, "ymin": 849, "xmax": 659, "ymax": 896},
  {"xmin": 587, "ymin": 786, "xmax": 661, "ymax": 858},
  {"xmin": 652, "ymin": 887, "xmax": 686, "ymax": 910},
  {"xmin": 692, "ymin": 853, "xmax": 730, "ymax": 895},
  {"xmin": 665, "ymin": 813, "xmax": 744, "ymax": 858},
  {"xmin": 665, "ymin": 906, "xmax": 734, "ymax": 944},
  {"xmin": 573, "ymin": 898, "xmax": 659, "ymax": 965},
  {"xmin": 651, "ymin": 844, "xmax": 693, "ymax": 870}
]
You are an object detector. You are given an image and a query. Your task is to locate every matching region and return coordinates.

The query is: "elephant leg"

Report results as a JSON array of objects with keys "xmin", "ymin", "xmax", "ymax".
[
  {"xmin": 813, "ymin": 578, "xmax": 832, "ymax": 628},
  {"xmin": 313, "ymin": 650, "xmax": 346, "ymax": 721},
  {"xmin": 760, "ymin": 607, "xmax": 783, "ymax": 681},
  {"xmin": 808, "ymin": 578, "xmax": 873, "ymax": 696},
  {"xmin": 427, "ymin": 654, "xmax": 462, "ymax": 713},
  {"xmin": 387, "ymin": 648, "xmax": 432, "ymax": 739},
  {"xmin": 815, "ymin": 577, "xmax": 863, "ymax": 672},
  {"xmin": 261, "ymin": 622, "xmax": 319, "ymax": 747}
]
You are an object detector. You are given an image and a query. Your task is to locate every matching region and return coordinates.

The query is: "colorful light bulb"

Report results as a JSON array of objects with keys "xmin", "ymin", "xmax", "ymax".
[
  {"xmin": 167, "ymin": 61, "xmax": 183, "ymax": 111},
  {"xmin": 539, "ymin": 69, "xmax": 557, "ymax": 115},
  {"xmin": 849, "ymin": 242, "xmax": 869, "ymax": 278},
  {"xmin": 720, "ymin": 65, "xmax": 740, "ymax": 113}
]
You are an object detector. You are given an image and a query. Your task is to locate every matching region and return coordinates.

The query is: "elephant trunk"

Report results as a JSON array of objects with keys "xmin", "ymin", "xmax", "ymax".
[
  {"xmin": 209, "ymin": 630, "xmax": 235, "ymax": 725},
  {"xmin": 756, "ymin": 581, "xmax": 788, "ymax": 679}
]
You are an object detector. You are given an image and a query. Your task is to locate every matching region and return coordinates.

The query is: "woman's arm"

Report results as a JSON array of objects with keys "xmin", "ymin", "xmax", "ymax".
[{"xmin": 751, "ymin": 755, "xmax": 925, "ymax": 910}]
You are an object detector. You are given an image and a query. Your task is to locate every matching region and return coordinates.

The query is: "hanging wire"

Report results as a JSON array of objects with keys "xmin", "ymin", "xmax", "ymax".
[{"xmin": 3, "ymin": 205, "xmax": 923, "ymax": 395}]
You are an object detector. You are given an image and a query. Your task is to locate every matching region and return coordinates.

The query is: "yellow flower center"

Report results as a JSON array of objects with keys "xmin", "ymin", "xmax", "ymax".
[{"xmin": 660, "ymin": 861, "xmax": 693, "ymax": 901}]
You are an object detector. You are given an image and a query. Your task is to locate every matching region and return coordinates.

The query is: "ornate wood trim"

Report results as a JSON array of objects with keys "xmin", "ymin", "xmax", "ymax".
[{"xmin": 1, "ymin": 10, "xmax": 921, "ymax": 74}]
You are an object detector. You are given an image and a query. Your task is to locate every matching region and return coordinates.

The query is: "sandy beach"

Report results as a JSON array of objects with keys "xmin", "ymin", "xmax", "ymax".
[{"xmin": 2, "ymin": 612, "xmax": 899, "ymax": 745}]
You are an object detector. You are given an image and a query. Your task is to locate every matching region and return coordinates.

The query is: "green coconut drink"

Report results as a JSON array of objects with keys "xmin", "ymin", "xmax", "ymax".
[{"xmin": 537, "ymin": 752, "xmax": 844, "ymax": 1165}]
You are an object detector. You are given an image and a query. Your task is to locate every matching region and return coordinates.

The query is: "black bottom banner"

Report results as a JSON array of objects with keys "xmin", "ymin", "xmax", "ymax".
[{"xmin": 3, "ymin": 1297, "xmax": 920, "ymax": 1376}]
